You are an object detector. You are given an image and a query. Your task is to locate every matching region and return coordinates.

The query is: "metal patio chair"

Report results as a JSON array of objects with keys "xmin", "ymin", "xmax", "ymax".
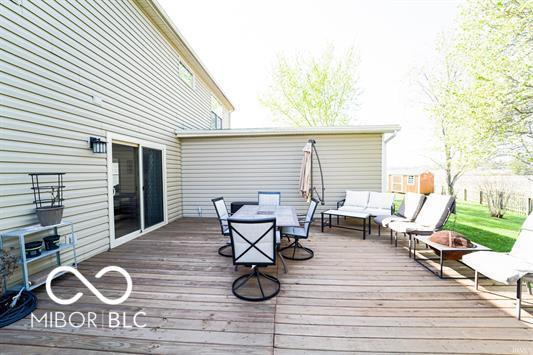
[
  {"xmin": 280, "ymin": 198, "xmax": 319, "ymax": 260},
  {"xmin": 258, "ymin": 191, "xmax": 281, "ymax": 206},
  {"xmin": 228, "ymin": 217, "xmax": 280, "ymax": 301},
  {"xmin": 211, "ymin": 196, "xmax": 233, "ymax": 257}
]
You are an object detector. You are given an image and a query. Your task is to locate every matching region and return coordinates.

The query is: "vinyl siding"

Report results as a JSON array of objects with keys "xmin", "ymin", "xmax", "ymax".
[
  {"xmin": 181, "ymin": 134, "xmax": 384, "ymax": 217},
  {"xmin": 0, "ymin": 0, "xmax": 215, "ymax": 265}
]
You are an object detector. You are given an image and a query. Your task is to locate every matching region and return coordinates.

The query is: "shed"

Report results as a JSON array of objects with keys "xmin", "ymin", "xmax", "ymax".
[{"xmin": 388, "ymin": 171, "xmax": 434, "ymax": 194}]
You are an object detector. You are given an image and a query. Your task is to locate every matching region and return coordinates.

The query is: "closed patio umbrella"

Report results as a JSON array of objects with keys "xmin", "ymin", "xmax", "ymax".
[
  {"xmin": 299, "ymin": 139, "xmax": 325, "ymax": 204},
  {"xmin": 299, "ymin": 142, "xmax": 313, "ymax": 201}
]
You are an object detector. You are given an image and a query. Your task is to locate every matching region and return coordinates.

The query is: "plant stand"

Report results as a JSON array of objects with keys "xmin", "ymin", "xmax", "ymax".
[{"xmin": 0, "ymin": 221, "xmax": 77, "ymax": 292}]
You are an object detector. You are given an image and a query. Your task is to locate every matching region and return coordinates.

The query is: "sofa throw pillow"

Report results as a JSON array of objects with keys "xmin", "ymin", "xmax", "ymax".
[{"xmin": 344, "ymin": 190, "xmax": 369, "ymax": 208}]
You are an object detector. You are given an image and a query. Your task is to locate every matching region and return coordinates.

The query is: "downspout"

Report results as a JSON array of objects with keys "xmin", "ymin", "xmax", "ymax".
[{"xmin": 382, "ymin": 131, "xmax": 398, "ymax": 192}]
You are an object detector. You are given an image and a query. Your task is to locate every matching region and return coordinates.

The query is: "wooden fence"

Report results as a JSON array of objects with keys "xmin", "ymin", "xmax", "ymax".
[{"xmin": 451, "ymin": 187, "xmax": 533, "ymax": 215}]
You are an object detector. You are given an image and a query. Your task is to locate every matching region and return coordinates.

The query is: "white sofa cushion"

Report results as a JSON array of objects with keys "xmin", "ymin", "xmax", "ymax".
[
  {"xmin": 364, "ymin": 207, "xmax": 392, "ymax": 216},
  {"xmin": 344, "ymin": 190, "xmax": 369, "ymax": 208},
  {"xmin": 462, "ymin": 251, "xmax": 533, "ymax": 284},
  {"xmin": 367, "ymin": 192, "xmax": 394, "ymax": 210}
]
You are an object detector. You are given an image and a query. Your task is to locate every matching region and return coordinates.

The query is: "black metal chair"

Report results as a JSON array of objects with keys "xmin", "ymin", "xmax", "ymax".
[
  {"xmin": 228, "ymin": 217, "xmax": 280, "ymax": 301},
  {"xmin": 279, "ymin": 198, "xmax": 319, "ymax": 260},
  {"xmin": 258, "ymin": 191, "xmax": 281, "ymax": 206},
  {"xmin": 211, "ymin": 197, "xmax": 232, "ymax": 257}
]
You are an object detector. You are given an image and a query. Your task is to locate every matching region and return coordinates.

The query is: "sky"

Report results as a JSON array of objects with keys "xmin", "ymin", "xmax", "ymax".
[{"xmin": 158, "ymin": 0, "xmax": 464, "ymax": 169}]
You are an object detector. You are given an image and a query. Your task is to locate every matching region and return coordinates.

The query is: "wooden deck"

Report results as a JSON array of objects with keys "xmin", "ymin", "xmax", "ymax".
[{"xmin": 1, "ymin": 218, "xmax": 532, "ymax": 354}]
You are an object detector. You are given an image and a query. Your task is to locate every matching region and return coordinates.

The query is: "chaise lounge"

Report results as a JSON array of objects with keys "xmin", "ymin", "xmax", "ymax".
[{"xmin": 374, "ymin": 192, "xmax": 426, "ymax": 236}]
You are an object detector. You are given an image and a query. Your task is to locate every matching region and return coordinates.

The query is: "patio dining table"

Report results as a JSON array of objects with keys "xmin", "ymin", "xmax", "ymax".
[{"xmin": 231, "ymin": 204, "xmax": 299, "ymax": 273}]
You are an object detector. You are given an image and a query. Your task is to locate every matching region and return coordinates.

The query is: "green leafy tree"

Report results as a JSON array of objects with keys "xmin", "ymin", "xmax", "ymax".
[
  {"xmin": 454, "ymin": 0, "xmax": 532, "ymax": 175},
  {"xmin": 419, "ymin": 41, "xmax": 493, "ymax": 196},
  {"xmin": 261, "ymin": 46, "xmax": 361, "ymax": 127}
]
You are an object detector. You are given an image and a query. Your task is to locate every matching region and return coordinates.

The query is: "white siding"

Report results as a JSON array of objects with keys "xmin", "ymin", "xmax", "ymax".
[
  {"xmin": 0, "ymin": 0, "xmax": 214, "ymax": 263},
  {"xmin": 181, "ymin": 134, "xmax": 383, "ymax": 217}
]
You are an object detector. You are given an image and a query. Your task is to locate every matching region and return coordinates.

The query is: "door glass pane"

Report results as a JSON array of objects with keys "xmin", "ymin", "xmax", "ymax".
[
  {"xmin": 112, "ymin": 144, "xmax": 140, "ymax": 238},
  {"xmin": 143, "ymin": 147, "xmax": 164, "ymax": 228}
]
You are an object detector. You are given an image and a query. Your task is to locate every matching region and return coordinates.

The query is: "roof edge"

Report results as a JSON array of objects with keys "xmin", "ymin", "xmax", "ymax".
[
  {"xmin": 175, "ymin": 125, "xmax": 401, "ymax": 138},
  {"xmin": 134, "ymin": 0, "xmax": 234, "ymax": 111}
]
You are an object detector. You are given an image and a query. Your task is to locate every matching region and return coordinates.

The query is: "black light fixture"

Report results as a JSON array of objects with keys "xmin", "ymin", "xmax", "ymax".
[{"xmin": 89, "ymin": 137, "xmax": 107, "ymax": 154}]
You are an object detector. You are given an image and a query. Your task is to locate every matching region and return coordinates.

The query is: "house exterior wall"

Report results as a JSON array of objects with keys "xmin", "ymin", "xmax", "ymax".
[
  {"xmin": 180, "ymin": 134, "xmax": 384, "ymax": 217},
  {"xmin": 0, "ymin": 0, "xmax": 225, "ymax": 263}
]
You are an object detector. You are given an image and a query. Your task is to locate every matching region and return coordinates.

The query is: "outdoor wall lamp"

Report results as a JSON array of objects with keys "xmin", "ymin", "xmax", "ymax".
[{"xmin": 89, "ymin": 137, "xmax": 107, "ymax": 154}]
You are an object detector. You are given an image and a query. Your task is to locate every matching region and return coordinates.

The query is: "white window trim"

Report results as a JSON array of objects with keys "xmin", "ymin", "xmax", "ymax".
[{"xmin": 106, "ymin": 132, "xmax": 168, "ymax": 249}]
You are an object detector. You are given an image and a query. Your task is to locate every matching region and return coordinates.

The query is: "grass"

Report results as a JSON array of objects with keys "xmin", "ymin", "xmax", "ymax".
[
  {"xmin": 393, "ymin": 199, "xmax": 526, "ymax": 252},
  {"xmin": 444, "ymin": 201, "xmax": 526, "ymax": 252}
]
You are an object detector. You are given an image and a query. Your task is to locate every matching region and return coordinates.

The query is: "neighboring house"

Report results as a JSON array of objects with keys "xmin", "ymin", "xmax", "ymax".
[{"xmin": 0, "ymin": 0, "xmax": 400, "ymax": 273}]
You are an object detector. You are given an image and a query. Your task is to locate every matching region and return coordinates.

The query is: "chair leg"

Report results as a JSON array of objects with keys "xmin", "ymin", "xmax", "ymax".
[
  {"xmin": 232, "ymin": 267, "xmax": 280, "ymax": 302},
  {"xmin": 527, "ymin": 281, "xmax": 532, "ymax": 295},
  {"xmin": 218, "ymin": 243, "xmax": 232, "ymax": 257},
  {"xmin": 474, "ymin": 270, "xmax": 479, "ymax": 290},
  {"xmin": 516, "ymin": 279, "xmax": 522, "ymax": 320},
  {"xmin": 278, "ymin": 250, "xmax": 288, "ymax": 273},
  {"xmin": 378, "ymin": 224, "xmax": 381, "ymax": 236},
  {"xmin": 390, "ymin": 230, "xmax": 393, "ymax": 244},
  {"xmin": 280, "ymin": 238, "xmax": 314, "ymax": 260}
]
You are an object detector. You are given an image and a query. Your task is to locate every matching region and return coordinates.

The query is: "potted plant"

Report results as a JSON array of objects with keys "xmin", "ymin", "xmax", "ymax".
[{"xmin": 30, "ymin": 173, "xmax": 66, "ymax": 226}]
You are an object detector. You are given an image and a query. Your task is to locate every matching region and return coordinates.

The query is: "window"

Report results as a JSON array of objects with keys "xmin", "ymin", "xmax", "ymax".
[
  {"xmin": 178, "ymin": 61, "xmax": 194, "ymax": 88},
  {"xmin": 407, "ymin": 175, "xmax": 415, "ymax": 185},
  {"xmin": 211, "ymin": 111, "xmax": 223, "ymax": 129}
]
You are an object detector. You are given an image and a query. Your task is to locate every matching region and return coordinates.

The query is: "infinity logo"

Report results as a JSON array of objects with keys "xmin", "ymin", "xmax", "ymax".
[{"xmin": 46, "ymin": 266, "xmax": 132, "ymax": 305}]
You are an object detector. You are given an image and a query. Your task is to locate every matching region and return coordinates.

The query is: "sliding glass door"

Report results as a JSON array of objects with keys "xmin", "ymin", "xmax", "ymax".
[
  {"xmin": 143, "ymin": 147, "xmax": 164, "ymax": 228},
  {"xmin": 109, "ymin": 135, "xmax": 166, "ymax": 247}
]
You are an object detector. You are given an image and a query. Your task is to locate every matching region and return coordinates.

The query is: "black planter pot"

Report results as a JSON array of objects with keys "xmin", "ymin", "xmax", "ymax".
[
  {"xmin": 25, "ymin": 241, "xmax": 42, "ymax": 258},
  {"xmin": 43, "ymin": 235, "xmax": 60, "ymax": 250},
  {"xmin": 36, "ymin": 206, "xmax": 64, "ymax": 226}
]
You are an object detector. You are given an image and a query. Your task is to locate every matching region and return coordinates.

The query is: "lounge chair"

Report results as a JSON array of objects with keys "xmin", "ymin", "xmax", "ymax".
[
  {"xmin": 258, "ymin": 191, "xmax": 281, "ymax": 206},
  {"xmin": 374, "ymin": 192, "xmax": 426, "ymax": 236},
  {"xmin": 211, "ymin": 197, "xmax": 232, "ymax": 257},
  {"xmin": 387, "ymin": 193, "xmax": 455, "ymax": 251},
  {"xmin": 462, "ymin": 213, "xmax": 533, "ymax": 319},
  {"xmin": 280, "ymin": 198, "xmax": 319, "ymax": 260},
  {"xmin": 228, "ymin": 217, "xmax": 280, "ymax": 301}
]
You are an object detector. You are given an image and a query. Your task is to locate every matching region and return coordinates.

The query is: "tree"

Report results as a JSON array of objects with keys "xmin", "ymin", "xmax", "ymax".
[
  {"xmin": 454, "ymin": 0, "xmax": 532, "ymax": 176},
  {"xmin": 418, "ymin": 41, "xmax": 492, "ymax": 196},
  {"xmin": 260, "ymin": 46, "xmax": 361, "ymax": 127}
]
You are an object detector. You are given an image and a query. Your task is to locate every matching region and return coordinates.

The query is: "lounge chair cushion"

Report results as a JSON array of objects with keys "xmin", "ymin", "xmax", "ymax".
[
  {"xmin": 367, "ymin": 192, "xmax": 394, "ymax": 210},
  {"xmin": 414, "ymin": 194, "xmax": 454, "ymax": 228},
  {"xmin": 281, "ymin": 226, "xmax": 307, "ymax": 238},
  {"xmin": 364, "ymin": 207, "xmax": 392, "ymax": 216},
  {"xmin": 387, "ymin": 221, "xmax": 435, "ymax": 234},
  {"xmin": 375, "ymin": 215, "xmax": 410, "ymax": 227},
  {"xmin": 401, "ymin": 193, "xmax": 426, "ymax": 220},
  {"xmin": 338, "ymin": 205, "xmax": 366, "ymax": 213},
  {"xmin": 462, "ymin": 251, "xmax": 533, "ymax": 284},
  {"xmin": 344, "ymin": 190, "xmax": 369, "ymax": 208}
]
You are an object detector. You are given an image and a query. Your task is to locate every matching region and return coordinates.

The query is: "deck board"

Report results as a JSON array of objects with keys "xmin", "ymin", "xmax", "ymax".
[{"xmin": 1, "ymin": 218, "xmax": 532, "ymax": 354}]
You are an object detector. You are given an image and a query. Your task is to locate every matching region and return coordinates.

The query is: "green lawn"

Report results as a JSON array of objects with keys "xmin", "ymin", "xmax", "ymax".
[
  {"xmin": 393, "ymin": 199, "xmax": 526, "ymax": 252},
  {"xmin": 444, "ymin": 201, "xmax": 526, "ymax": 252}
]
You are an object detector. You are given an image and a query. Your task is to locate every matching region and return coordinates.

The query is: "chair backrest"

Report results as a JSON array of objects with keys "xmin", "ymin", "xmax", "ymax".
[
  {"xmin": 510, "ymin": 213, "xmax": 533, "ymax": 264},
  {"xmin": 367, "ymin": 192, "xmax": 395, "ymax": 211},
  {"xmin": 211, "ymin": 197, "xmax": 229, "ymax": 234},
  {"xmin": 398, "ymin": 193, "xmax": 426, "ymax": 220},
  {"xmin": 414, "ymin": 194, "xmax": 455, "ymax": 229},
  {"xmin": 302, "ymin": 198, "xmax": 319, "ymax": 236},
  {"xmin": 228, "ymin": 217, "xmax": 276, "ymax": 266},
  {"xmin": 344, "ymin": 190, "xmax": 369, "ymax": 208},
  {"xmin": 258, "ymin": 191, "xmax": 281, "ymax": 206}
]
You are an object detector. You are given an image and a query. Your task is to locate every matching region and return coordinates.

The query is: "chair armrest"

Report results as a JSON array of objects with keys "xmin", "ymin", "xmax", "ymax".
[{"xmin": 337, "ymin": 199, "xmax": 346, "ymax": 209}]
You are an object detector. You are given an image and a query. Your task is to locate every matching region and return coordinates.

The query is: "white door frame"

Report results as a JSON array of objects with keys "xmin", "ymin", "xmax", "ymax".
[{"xmin": 107, "ymin": 132, "xmax": 168, "ymax": 249}]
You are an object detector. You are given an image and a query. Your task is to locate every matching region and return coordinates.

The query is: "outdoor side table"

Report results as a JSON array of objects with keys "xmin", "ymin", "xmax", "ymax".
[
  {"xmin": 321, "ymin": 209, "xmax": 371, "ymax": 239},
  {"xmin": 412, "ymin": 234, "xmax": 490, "ymax": 279}
]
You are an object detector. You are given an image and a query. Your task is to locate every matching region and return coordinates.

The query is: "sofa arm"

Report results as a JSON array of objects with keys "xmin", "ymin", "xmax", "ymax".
[{"xmin": 337, "ymin": 199, "xmax": 345, "ymax": 209}]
